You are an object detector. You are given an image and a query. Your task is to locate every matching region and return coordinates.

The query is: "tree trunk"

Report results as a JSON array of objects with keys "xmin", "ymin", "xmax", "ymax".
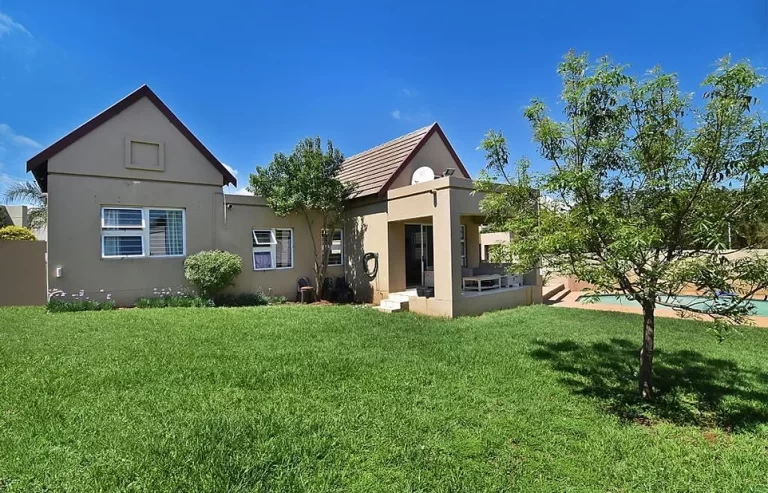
[{"xmin": 639, "ymin": 300, "xmax": 655, "ymax": 399}]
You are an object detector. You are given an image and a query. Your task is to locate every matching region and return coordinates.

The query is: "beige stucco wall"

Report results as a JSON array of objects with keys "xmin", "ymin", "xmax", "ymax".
[
  {"xmin": 0, "ymin": 240, "xmax": 47, "ymax": 306},
  {"xmin": 388, "ymin": 133, "xmax": 470, "ymax": 190},
  {"xmin": 214, "ymin": 193, "xmax": 343, "ymax": 299},
  {"xmin": 47, "ymin": 96, "xmax": 224, "ymax": 187},
  {"xmin": 454, "ymin": 287, "xmax": 535, "ymax": 317},
  {"xmin": 47, "ymin": 173, "xmax": 220, "ymax": 304},
  {"xmin": 480, "ymin": 232, "xmax": 512, "ymax": 261},
  {"xmin": 344, "ymin": 199, "xmax": 390, "ymax": 303}
]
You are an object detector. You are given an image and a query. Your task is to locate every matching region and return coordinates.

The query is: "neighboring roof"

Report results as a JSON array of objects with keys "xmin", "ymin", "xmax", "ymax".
[
  {"xmin": 26, "ymin": 85, "xmax": 237, "ymax": 192},
  {"xmin": 338, "ymin": 122, "xmax": 470, "ymax": 198}
]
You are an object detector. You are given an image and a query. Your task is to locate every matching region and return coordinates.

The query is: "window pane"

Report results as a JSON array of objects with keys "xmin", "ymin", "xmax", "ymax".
[
  {"xmin": 275, "ymin": 229, "xmax": 292, "ymax": 268},
  {"xmin": 253, "ymin": 230, "xmax": 273, "ymax": 246},
  {"xmin": 103, "ymin": 208, "xmax": 143, "ymax": 229},
  {"xmin": 103, "ymin": 236, "xmax": 143, "ymax": 256},
  {"xmin": 253, "ymin": 250, "xmax": 272, "ymax": 269},
  {"xmin": 332, "ymin": 230, "xmax": 342, "ymax": 242},
  {"xmin": 148, "ymin": 210, "xmax": 184, "ymax": 256},
  {"xmin": 328, "ymin": 253, "xmax": 342, "ymax": 266}
]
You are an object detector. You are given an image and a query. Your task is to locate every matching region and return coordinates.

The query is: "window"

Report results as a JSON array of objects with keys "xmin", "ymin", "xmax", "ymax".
[
  {"xmin": 252, "ymin": 228, "xmax": 293, "ymax": 270},
  {"xmin": 322, "ymin": 229, "xmax": 344, "ymax": 266},
  {"xmin": 149, "ymin": 210, "xmax": 184, "ymax": 256},
  {"xmin": 101, "ymin": 207, "xmax": 185, "ymax": 258},
  {"xmin": 460, "ymin": 225, "xmax": 467, "ymax": 267}
]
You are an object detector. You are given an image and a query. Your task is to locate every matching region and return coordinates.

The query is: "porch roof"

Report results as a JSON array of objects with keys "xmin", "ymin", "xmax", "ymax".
[{"xmin": 386, "ymin": 176, "xmax": 486, "ymax": 223}]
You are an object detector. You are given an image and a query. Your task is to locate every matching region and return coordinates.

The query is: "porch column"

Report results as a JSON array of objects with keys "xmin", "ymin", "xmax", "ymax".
[{"xmin": 432, "ymin": 188, "xmax": 462, "ymax": 311}]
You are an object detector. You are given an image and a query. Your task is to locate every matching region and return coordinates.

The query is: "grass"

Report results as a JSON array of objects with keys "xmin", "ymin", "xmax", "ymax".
[{"xmin": 1, "ymin": 305, "xmax": 767, "ymax": 492}]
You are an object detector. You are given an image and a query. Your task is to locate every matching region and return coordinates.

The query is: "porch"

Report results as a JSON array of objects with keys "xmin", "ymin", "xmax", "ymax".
[{"xmin": 378, "ymin": 176, "xmax": 542, "ymax": 317}]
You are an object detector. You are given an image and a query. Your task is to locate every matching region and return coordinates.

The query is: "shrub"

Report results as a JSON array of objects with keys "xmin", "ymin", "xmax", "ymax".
[
  {"xmin": 184, "ymin": 250, "xmax": 242, "ymax": 297},
  {"xmin": 0, "ymin": 225, "xmax": 36, "ymax": 241},
  {"xmin": 136, "ymin": 292, "xmax": 286, "ymax": 309},
  {"xmin": 46, "ymin": 298, "xmax": 116, "ymax": 313},
  {"xmin": 211, "ymin": 292, "xmax": 268, "ymax": 307},
  {"xmin": 135, "ymin": 295, "xmax": 214, "ymax": 309}
]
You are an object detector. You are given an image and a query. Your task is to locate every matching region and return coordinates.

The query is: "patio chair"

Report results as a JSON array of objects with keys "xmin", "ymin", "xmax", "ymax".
[{"xmin": 297, "ymin": 277, "xmax": 314, "ymax": 303}]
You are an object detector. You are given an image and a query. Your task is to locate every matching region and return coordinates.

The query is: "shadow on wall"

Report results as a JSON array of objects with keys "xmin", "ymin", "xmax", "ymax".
[
  {"xmin": 530, "ymin": 337, "xmax": 768, "ymax": 433},
  {"xmin": 345, "ymin": 218, "xmax": 373, "ymax": 303},
  {"xmin": 0, "ymin": 206, "xmax": 12, "ymax": 227}
]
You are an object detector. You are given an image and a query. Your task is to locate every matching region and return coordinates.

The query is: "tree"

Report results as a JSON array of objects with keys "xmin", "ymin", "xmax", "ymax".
[
  {"xmin": 1, "ymin": 181, "xmax": 47, "ymax": 230},
  {"xmin": 249, "ymin": 137, "xmax": 354, "ymax": 299},
  {"xmin": 476, "ymin": 52, "xmax": 768, "ymax": 399}
]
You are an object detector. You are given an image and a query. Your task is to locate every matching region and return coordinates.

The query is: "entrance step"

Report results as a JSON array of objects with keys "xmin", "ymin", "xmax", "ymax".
[
  {"xmin": 376, "ymin": 294, "xmax": 411, "ymax": 313},
  {"xmin": 542, "ymin": 283, "xmax": 565, "ymax": 301},
  {"xmin": 549, "ymin": 288, "xmax": 571, "ymax": 303},
  {"xmin": 388, "ymin": 293, "xmax": 411, "ymax": 303},
  {"xmin": 376, "ymin": 306, "xmax": 402, "ymax": 314}
]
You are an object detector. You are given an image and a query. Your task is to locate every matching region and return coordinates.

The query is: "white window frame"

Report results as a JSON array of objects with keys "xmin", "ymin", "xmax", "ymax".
[
  {"xmin": 460, "ymin": 224, "xmax": 467, "ymax": 267},
  {"xmin": 323, "ymin": 228, "xmax": 344, "ymax": 267},
  {"xmin": 252, "ymin": 228, "xmax": 294, "ymax": 271},
  {"xmin": 100, "ymin": 207, "xmax": 186, "ymax": 259}
]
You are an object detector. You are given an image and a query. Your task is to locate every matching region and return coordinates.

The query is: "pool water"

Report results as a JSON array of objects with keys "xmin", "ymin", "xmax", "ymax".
[{"xmin": 577, "ymin": 294, "xmax": 768, "ymax": 317}]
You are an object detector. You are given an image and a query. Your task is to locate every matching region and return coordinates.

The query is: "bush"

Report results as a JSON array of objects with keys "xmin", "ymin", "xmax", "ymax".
[
  {"xmin": 46, "ymin": 298, "xmax": 116, "ymax": 313},
  {"xmin": 211, "ymin": 292, "xmax": 287, "ymax": 307},
  {"xmin": 135, "ymin": 295, "xmax": 214, "ymax": 308},
  {"xmin": 0, "ymin": 225, "xmax": 36, "ymax": 241},
  {"xmin": 137, "ymin": 292, "xmax": 287, "ymax": 309},
  {"xmin": 184, "ymin": 250, "xmax": 242, "ymax": 297},
  {"xmin": 211, "ymin": 292, "xmax": 269, "ymax": 307}
]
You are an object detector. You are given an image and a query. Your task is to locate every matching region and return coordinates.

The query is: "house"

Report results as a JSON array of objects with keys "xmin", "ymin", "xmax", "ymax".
[
  {"xmin": 26, "ymin": 85, "xmax": 541, "ymax": 317},
  {"xmin": 0, "ymin": 205, "xmax": 47, "ymax": 240},
  {"xmin": 480, "ymin": 231, "xmax": 512, "ymax": 261}
]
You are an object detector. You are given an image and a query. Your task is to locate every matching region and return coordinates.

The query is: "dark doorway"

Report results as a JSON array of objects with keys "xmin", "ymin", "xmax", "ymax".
[{"xmin": 404, "ymin": 224, "xmax": 433, "ymax": 287}]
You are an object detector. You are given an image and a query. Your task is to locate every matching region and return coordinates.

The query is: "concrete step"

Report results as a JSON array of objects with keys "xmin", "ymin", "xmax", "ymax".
[
  {"xmin": 376, "ymin": 306, "xmax": 402, "ymax": 313},
  {"xmin": 388, "ymin": 293, "xmax": 411, "ymax": 303},
  {"xmin": 380, "ymin": 299, "xmax": 409, "ymax": 311},
  {"xmin": 549, "ymin": 288, "xmax": 571, "ymax": 303},
  {"xmin": 542, "ymin": 283, "xmax": 565, "ymax": 301}
]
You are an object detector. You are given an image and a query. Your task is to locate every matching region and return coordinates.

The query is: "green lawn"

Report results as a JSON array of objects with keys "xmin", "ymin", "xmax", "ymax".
[{"xmin": 1, "ymin": 305, "xmax": 767, "ymax": 492}]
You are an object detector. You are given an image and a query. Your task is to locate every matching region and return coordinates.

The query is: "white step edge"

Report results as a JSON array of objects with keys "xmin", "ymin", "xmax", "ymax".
[{"xmin": 388, "ymin": 294, "xmax": 411, "ymax": 303}]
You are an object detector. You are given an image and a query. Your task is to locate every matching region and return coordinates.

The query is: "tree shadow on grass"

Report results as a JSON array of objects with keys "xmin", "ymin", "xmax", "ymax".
[{"xmin": 531, "ymin": 338, "xmax": 768, "ymax": 433}]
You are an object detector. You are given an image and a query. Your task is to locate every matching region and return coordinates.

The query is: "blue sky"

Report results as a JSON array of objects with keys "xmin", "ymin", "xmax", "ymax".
[{"xmin": 1, "ymin": 0, "xmax": 767, "ymax": 195}]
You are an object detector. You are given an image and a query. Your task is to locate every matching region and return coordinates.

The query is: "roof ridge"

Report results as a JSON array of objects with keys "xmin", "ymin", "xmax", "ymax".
[{"xmin": 343, "ymin": 123, "xmax": 435, "ymax": 162}]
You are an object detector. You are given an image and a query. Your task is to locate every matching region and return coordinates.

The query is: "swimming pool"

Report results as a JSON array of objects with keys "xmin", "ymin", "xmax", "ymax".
[{"xmin": 576, "ymin": 294, "xmax": 768, "ymax": 317}]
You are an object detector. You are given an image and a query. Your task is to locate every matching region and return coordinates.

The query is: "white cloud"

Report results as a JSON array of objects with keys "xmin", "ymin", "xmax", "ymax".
[
  {"xmin": 222, "ymin": 162, "xmax": 239, "ymax": 178},
  {"xmin": 0, "ymin": 11, "xmax": 31, "ymax": 38},
  {"xmin": 220, "ymin": 164, "xmax": 253, "ymax": 195},
  {"xmin": 223, "ymin": 185, "xmax": 253, "ymax": 196},
  {"xmin": 0, "ymin": 124, "xmax": 40, "ymax": 148},
  {"xmin": 401, "ymin": 88, "xmax": 412, "ymax": 97},
  {"xmin": 390, "ymin": 110, "xmax": 432, "ymax": 123}
]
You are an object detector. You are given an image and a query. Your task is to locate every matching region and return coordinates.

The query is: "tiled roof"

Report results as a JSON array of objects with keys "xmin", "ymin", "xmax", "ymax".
[{"xmin": 339, "ymin": 124, "xmax": 435, "ymax": 198}]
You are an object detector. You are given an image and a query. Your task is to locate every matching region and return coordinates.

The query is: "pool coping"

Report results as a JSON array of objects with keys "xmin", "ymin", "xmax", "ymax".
[{"xmin": 550, "ymin": 291, "xmax": 768, "ymax": 328}]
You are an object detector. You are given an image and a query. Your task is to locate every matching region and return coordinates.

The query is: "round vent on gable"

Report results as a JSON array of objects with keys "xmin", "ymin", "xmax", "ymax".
[{"xmin": 411, "ymin": 166, "xmax": 436, "ymax": 185}]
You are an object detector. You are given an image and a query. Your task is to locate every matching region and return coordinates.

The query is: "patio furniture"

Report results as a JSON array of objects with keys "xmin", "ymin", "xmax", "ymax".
[
  {"xmin": 299, "ymin": 286, "xmax": 314, "ymax": 303},
  {"xmin": 462, "ymin": 274, "xmax": 502, "ymax": 292},
  {"xmin": 297, "ymin": 277, "xmax": 314, "ymax": 302}
]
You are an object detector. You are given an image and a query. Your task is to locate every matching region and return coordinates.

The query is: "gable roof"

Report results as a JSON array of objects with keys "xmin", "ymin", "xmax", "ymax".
[
  {"xmin": 26, "ymin": 85, "xmax": 237, "ymax": 192},
  {"xmin": 338, "ymin": 122, "xmax": 470, "ymax": 198}
]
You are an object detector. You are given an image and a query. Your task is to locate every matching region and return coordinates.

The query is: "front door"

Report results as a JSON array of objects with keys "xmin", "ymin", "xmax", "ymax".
[{"xmin": 404, "ymin": 224, "xmax": 433, "ymax": 287}]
